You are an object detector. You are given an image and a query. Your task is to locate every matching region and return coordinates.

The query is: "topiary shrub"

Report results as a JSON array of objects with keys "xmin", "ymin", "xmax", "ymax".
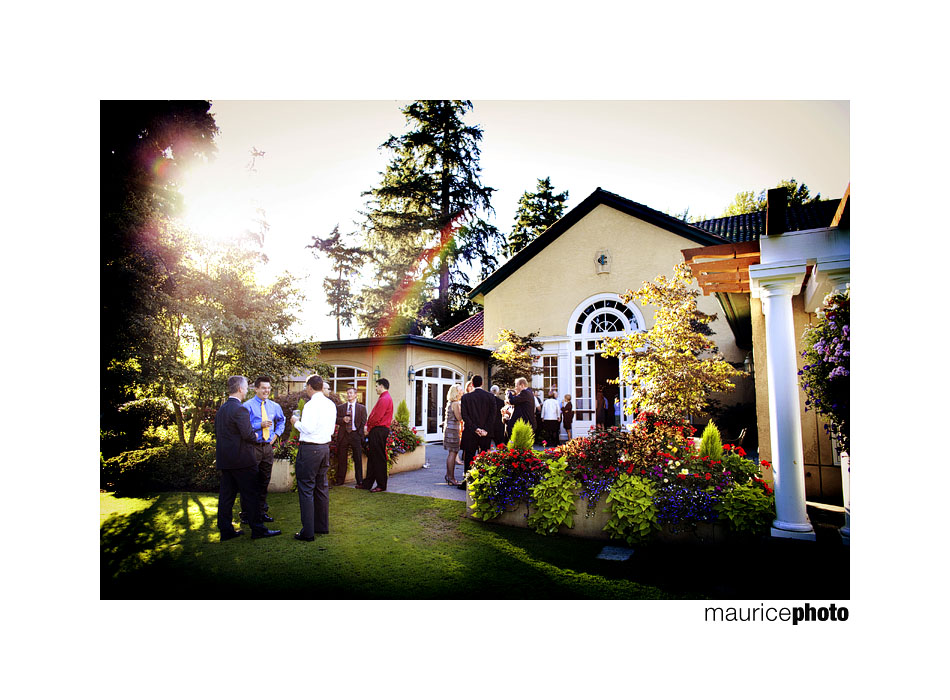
[
  {"xmin": 508, "ymin": 419, "xmax": 535, "ymax": 451},
  {"xmin": 698, "ymin": 421, "xmax": 723, "ymax": 461},
  {"xmin": 395, "ymin": 399, "xmax": 411, "ymax": 425}
]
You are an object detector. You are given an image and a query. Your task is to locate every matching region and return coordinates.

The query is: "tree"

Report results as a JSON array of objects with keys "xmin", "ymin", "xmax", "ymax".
[
  {"xmin": 507, "ymin": 177, "xmax": 569, "ymax": 256},
  {"xmin": 490, "ymin": 329, "xmax": 544, "ymax": 389},
  {"xmin": 600, "ymin": 263, "xmax": 742, "ymax": 422},
  {"xmin": 101, "ymin": 101, "xmax": 219, "ymax": 433},
  {"xmin": 308, "ymin": 225, "xmax": 368, "ymax": 340},
  {"xmin": 721, "ymin": 178, "xmax": 822, "ymax": 216},
  {"xmin": 360, "ymin": 100, "xmax": 499, "ymax": 336}
]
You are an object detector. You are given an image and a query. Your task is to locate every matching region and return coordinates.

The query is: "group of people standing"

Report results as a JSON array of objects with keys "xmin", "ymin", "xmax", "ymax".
[
  {"xmin": 440, "ymin": 375, "xmax": 575, "ymax": 488},
  {"xmin": 214, "ymin": 373, "xmax": 395, "ymax": 543}
]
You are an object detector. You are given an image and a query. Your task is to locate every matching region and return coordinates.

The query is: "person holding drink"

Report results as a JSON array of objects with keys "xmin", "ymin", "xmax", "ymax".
[
  {"xmin": 334, "ymin": 386, "xmax": 367, "ymax": 486},
  {"xmin": 241, "ymin": 375, "xmax": 285, "ymax": 524}
]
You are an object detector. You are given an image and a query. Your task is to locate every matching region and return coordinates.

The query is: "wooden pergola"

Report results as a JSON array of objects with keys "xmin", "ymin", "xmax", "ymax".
[{"xmin": 681, "ymin": 240, "xmax": 760, "ymax": 295}]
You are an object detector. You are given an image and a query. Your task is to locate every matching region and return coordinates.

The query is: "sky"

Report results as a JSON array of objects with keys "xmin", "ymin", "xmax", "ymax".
[{"xmin": 178, "ymin": 100, "xmax": 850, "ymax": 342}]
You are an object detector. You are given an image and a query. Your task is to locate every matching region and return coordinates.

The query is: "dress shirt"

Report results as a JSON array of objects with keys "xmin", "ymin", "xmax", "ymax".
[
  {"xmin": 541, "ymin": 397, "xmax": 560, "ymax": 420},
  {"xmin": 243, "ymin": 397, "xmax": 285, "ymax": 443},
  {"xmin": 296, "ymin": 391, "xmax": 337, "ymax": 444},
  {"xmin": 366, "ymin": 390, "xmax": 394, "ymax": 430},
  {"xmin": 345, "ymin": 401, "xmax": 357, "ymax": 430}
]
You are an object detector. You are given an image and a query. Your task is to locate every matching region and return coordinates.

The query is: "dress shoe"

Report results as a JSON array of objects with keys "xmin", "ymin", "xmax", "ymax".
[
  {"xmin": 370, "ymin": 487, "xmax": 385, "ymax": 493},
  {"xmin": 251, "ymin": 528, "xmax": 282, "ymax": 539},
  {"xmin": 220, "ymin": 529, "xmax": 243, "ymax": 541},
  {"xmin": 262, "ymin": 514, "xmax": 275, "ymax": 523},
  {"xmin": 294, "ymin": 531, "xmax": 314, "ymax": 542}
]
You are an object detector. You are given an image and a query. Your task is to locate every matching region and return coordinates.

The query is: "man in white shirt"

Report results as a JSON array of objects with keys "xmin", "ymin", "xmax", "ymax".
[
  {"xmin": 540, "ymin": 391, "xmax": 561, "ymax": 447},
  {"xmin": 289, "ymin": 374, "xmax": 338, "ymax": 541}
]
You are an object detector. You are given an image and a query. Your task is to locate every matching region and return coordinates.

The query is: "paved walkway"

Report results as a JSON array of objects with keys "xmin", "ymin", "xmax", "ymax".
[{"xmin": 339, "ymin": 443, "xmax": 468, "ymax": 501}]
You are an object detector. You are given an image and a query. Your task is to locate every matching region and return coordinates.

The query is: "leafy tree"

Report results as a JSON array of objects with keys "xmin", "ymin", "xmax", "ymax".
[
  {"xmin": 600, "ymin": 263, "xmax": 742, "ymax": 422},
  {"xmin": 721, "ymin": 178, "xmax": 822, "ymax": 216},
  {"xmin": 308, "ymin": 225, "xmax": 368, "ymax": 339},
  {"xmin": 490, "ymin": 329, "xmax": 544, "ymax": 389},
  {"xmin": 507, "ymin": 177, "xmax": 569, "ymax": 256},
  {"xmin": 360, "ymin": 100, "xmax": 500, "ymax": 336},
  {"xmin": 101, "ymin": 100, "xmax": 219, "ymax": 435}
]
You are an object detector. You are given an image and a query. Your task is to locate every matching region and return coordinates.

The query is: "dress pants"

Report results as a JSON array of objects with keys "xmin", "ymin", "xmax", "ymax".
[
  {"xmin": 462, "ymin": 432, "xmax": 492, "ymax": 474},
  {"xmin": 296, "ymin": 443, "xmax": 330, "ymax": 537},
  {"xmin": 240, "ymin": 442, "xmax": 273, "ymax": 519},
  {"xmin": 364, "ymin": 426, "xmax": 390, "ymax": 490},
  {"xmin": 218, "ymin": 466, "xmax": 267, "ymax": 536},
  {"xmin": 543, "ymin": 419, "xmax": 560, "ymax": 447},
  {"xmin": 335, "ymin": 430, "xmax": 363, "ymax": 485}
]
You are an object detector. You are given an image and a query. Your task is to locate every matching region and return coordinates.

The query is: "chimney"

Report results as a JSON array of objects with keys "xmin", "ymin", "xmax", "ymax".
[{"xmin": 765, "ymin": 187, "xmax": 787, "ymax": 236}]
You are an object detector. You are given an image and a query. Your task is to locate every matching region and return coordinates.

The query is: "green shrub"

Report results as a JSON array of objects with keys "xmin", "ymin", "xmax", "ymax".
[
  {"xmin": 527, "ymin": 454, "xmax": 576, "ymax": 535},
  {"xmin": 714, "ymin": 483, "xmax": 775, "ymax": 534},
  {"xmin": 698, "ymin": 421, "xmax": 723, "ymax": 461},
  {"xmin": 508, "ymin": 419, "xmax": 535, "ymax": 451},
  {"xmin": 102, "ymin": 431, "xmax": 218, "ymax": 495},
  {"xmin": 603, "ymin": 473, "xmax": 660, "ymax": 545},
  {"xmin": 395, "ymin": 399, "xmax": 411, "ymax": 425}
]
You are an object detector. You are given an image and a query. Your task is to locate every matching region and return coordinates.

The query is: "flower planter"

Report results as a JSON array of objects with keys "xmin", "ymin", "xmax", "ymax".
[
  {"xmin": 839, "ymin": 451, "xmax": 850, "ymax": 545},
  {"xmin": 335, "ymin": 443, "xmax": 427, "ymax": 483},
  {"xmin": 464, "ymin": 488, "xmax": 728, "ymax": 544},
  {"xmin": 269, "ymin": 459, "xmax": 295, "ymax": 492}
]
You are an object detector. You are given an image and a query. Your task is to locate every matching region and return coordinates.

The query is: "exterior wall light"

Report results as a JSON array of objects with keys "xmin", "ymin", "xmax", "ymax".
[{"xmin": 408, "ymin": 365, "xmax": 416, "ymax": 383}]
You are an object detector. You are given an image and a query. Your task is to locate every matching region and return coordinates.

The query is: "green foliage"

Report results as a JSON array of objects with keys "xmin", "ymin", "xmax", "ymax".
[
  {"xmin": 526, "ymin": 454, "xmax": 576, "ymax": 535},
  {"xmin": 395, "ymin": 399, "xmax": 411, "ymax": 425},
  {"xmin": 102, "ymin": 429, "xmax": 218, "ymax": 495},
  {"xmin": 507, "ymin": 177, "xmax": 569, "ymax": 256},
  {"xmin": 714, "ymin": 483, "xmax": 775, "ymax": 534},
  {"xmin": 467, "ymin": 446, "xmax": 546, "ymax": 521},
  {"xmin": 386, "ymin": 419, "xmax": 423, "ymax": 470},
  {"xmin": 603, "ymin": 473, "xmax": 660, "ymax": 545},
  {"xmin": 698, "ymin": 421, "xmax": 723, "ymax": 461},
  {"xmin": 600, "ymin": 263, "xmax": 742, "ymax": 422},
  {"xmin": 721, "ymin": 178, "xmax": 822, "ymax": 216},
  {"xmin": 490, "ymin": 328, "xmax": 543, "ymax": 388},
  {"xmin": 508, "ymin": 419, "xmax": 535, "ymax": 451}
]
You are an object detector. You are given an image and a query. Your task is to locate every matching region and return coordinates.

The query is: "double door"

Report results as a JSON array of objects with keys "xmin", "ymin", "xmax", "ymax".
[{"xmin": 412, "ymin": 367, "xmax": 464, "ymax": 442}]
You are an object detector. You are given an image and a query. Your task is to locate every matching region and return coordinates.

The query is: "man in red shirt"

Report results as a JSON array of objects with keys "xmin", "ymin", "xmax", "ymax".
[{"xmin": 359, "ymin": 378, "xmax": 393, "ymax": 492}]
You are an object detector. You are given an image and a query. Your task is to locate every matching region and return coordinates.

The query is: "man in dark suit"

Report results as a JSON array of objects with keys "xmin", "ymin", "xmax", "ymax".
[
  {"xmin": 214, "ymin": 375, "xmax": 281, "ymax": 541},
  {"xmin": 505, "ymin": 376, "xmax": 537, "ymax": 441},
  {"xmin": 334, "ymin": 386, "xmax": 367, "ymax": 486},
  {"xmin": 490, "ymin": 385, "xmax": 506, "ymax": 447},
  {"xmin": 460, "ymin": 374, "xmax": 496, "ymax": 478}
]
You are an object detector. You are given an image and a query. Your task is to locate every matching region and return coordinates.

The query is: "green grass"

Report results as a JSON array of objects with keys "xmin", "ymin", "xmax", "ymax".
[
  {"xmin": 101, "ymin": 489, "xmax": 849, "ymax": 600},
  {"xmin": 100, "ymin": 488, "xmax": 686, "ymax": 599}
]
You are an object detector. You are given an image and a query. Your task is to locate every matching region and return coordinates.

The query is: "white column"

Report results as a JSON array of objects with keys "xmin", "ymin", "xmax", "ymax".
[{"xmin": 752, "ymin": 265, "xmax": 815, "ymax": 541}]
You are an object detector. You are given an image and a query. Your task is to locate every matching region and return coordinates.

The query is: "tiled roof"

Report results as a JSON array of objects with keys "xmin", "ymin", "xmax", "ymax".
[
  {"xmin": 435, "ymin": 311, "xmax": 484, "ymax": 346},
  {"xmin": 691, "ymin": 199, "xmax": 842, "ymax": 243}
]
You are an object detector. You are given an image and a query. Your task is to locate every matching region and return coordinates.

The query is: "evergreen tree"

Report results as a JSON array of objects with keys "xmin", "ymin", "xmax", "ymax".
[
  {"xmin": 721, "ymin": 178, "xmax": 821, "ymax": 216},
  {"xmin": 507, "ymin": 177, "xmax": 568, "ymax": 256},
  {"xmin": 307, "ymin": 225, "xmax": 368, "ymax": 340},
  {"xmin": 360, "ymin": 100, "xmax": 498, "ymax": 336}
]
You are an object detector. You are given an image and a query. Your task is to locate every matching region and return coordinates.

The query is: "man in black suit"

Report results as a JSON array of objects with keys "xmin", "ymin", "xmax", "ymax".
[
  {"xmin": 505, "ymin": 376, "xmax": 537, "ymax": 441},
  {"xmin": 334, "ymin": 386, "xmax": 367, "ymax": 486},
  {"xmin": 214, "ymin": 375, "xmax": 281, "ymax": 541},
  {"xmin": 490, "ymin": 385, "xmax": 506, "ymax": 448},
  {"xmin": 460, "ymin": 374, "xmax": 496, "ymax": 480}
]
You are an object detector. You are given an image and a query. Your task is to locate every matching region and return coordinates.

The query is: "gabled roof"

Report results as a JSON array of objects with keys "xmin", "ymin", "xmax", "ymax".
[
  {"xmin": 692, "ymin": 198, "xmax": 842, "ymax": 243},
  {"xmin": 469, "ymin": 188, "xmax": 729, "ymax": 301},
  {"xmin": 434, "ymin": 311, "xmax": 484, "ymax": 346}
]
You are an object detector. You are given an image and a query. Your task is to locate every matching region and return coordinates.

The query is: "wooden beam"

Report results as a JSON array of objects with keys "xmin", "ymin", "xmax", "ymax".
[
  {"xmin": 689, "ymin": 256, "xmax": 759, "ymax": 274},
  {"xmin": 701, "ymin": 283, "xmax": 750, "ymax": 294},
  {"xmin": 695, "ymin": 270, "xmax": 742, "ymax": 283},
  {"xmin": 682, "ymin": 240, "xmax": 760, "ymax": 262}
]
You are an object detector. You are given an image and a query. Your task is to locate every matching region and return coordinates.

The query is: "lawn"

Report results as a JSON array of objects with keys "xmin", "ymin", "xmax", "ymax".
[{"xmin": 100, "ymin": 489, "xmax": 848, "ymax": 600}]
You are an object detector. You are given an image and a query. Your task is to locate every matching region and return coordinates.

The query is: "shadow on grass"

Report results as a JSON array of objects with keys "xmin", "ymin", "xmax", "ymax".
[{"xmin": 101, "ymin": 491, "xmax": 848, "ymax": 600}]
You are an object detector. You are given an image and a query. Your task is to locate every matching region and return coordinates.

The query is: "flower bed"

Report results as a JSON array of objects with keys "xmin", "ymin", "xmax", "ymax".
[{"xmin": 465, "ymin": 414, "xmax": 774, "ymax": 544}]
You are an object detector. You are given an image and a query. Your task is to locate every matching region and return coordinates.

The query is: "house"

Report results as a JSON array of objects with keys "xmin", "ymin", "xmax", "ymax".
[{"xmin": 291, "ymin": 185, "xmax": 849, "ymax": 541}]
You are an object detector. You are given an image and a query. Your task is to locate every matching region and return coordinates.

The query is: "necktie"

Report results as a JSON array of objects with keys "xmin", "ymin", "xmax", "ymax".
[
  {"xmin": 350, "ymin": 403, "xmax": 355, "ymax": 430},
  {"xmin": 261, "ymin": 400, "xmax": 270, "ymax": 441}
]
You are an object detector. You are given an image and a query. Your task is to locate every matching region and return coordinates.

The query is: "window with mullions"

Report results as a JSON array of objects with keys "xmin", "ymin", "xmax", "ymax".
[
  {"xmin": 539, "ymin": 356, "xmax": 558, "ymax": 398},
  {"xmin": 328, "ymin": 366, "xmax": 369, "ymax": 404},
  {"xmin": 573, "ymin": 298, "xmax": 638, "ymax": 335}
]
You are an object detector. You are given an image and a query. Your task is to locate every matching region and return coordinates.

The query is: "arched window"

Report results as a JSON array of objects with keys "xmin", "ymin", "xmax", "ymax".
[{"xmin": 570, "ymin": 295, "xmax": 644, "ymax": 337}]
